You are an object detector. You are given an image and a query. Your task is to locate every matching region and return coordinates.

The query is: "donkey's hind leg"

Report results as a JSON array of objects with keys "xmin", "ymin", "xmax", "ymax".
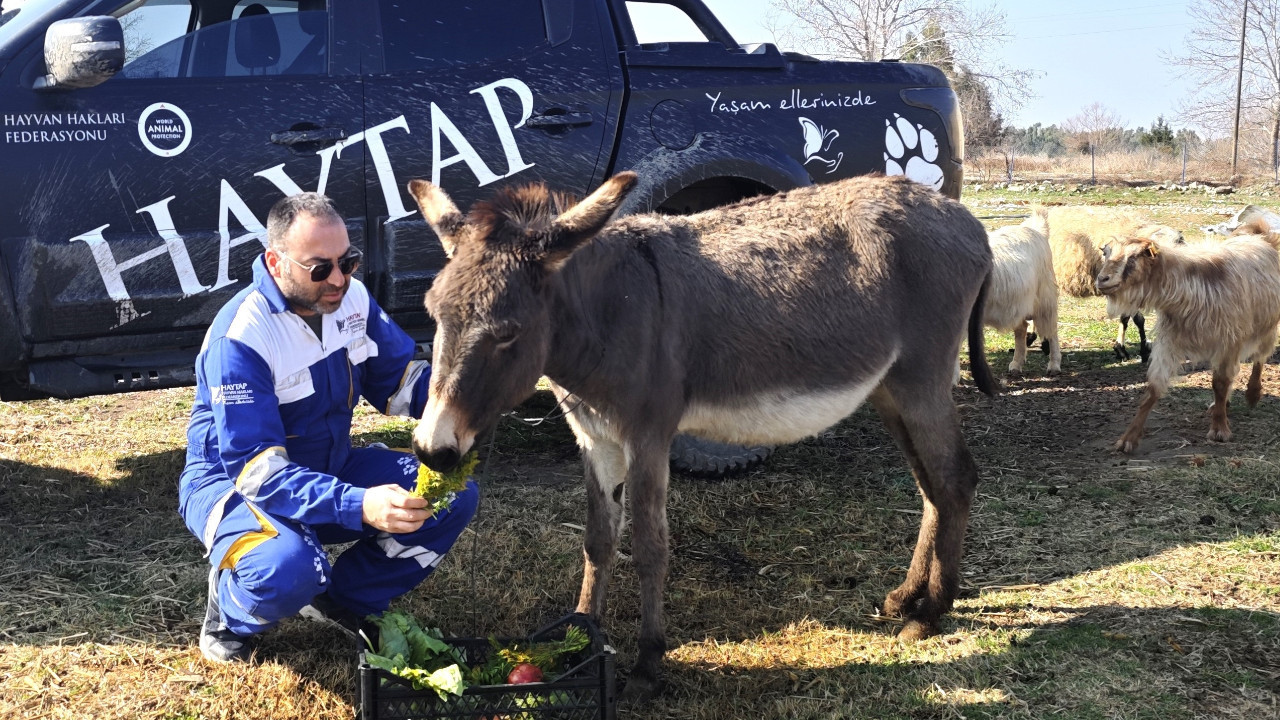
[{"xmin": 870, "ymin": 381, "xmax": 980, "ymax": 641}]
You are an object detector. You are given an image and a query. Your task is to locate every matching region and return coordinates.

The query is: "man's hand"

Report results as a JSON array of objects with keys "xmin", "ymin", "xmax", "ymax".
[{"xmin": 362, "ymin": 484, "xmax": 432, "ymax": 533}]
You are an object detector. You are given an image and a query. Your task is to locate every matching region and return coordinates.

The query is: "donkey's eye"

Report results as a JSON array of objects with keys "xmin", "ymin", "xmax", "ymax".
[{"xmin": 492, "ymin": 322, "xmax": 521, "ymax": 348}]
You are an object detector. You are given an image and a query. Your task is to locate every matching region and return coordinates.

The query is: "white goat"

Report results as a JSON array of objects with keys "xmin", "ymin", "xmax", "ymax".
[
  {"xmin": 984, "ymin": 208, "xmax": 1061, "ymax": 376},
  {"xmin": 1096, "ymin": 222, "xmax": 1280, "ymax": 453}
]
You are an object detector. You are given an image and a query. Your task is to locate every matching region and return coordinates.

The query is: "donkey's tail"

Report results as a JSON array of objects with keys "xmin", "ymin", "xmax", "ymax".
[{"xmin": 968, "ymin": 271, "xmax": 999, "ymax": 397}]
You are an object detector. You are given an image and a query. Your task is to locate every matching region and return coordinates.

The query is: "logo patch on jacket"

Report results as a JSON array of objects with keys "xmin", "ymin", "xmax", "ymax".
[
  {"xmin": 337, "ymin": 312, "xmax": 366, "ymax": 336},
  {"xmin": 212, "ymin": 382, "xmax": 254, "ymax": 405}
]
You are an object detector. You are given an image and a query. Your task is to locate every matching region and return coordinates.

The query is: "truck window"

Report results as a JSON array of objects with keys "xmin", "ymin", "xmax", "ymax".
[
  {"xmin": 624, "ymin": 1, "xmax": 705, "ymax": 44},
  {"xmin": 114, "ymin": 0, "xmax": 327, "ymax": 79},
  {"xmin": 1, "ymin": 0, "xmax": 56, "ymax": 48},
  {"xmin": 377, "ymin": 0, "xmax": 545, "ymax": 72}
]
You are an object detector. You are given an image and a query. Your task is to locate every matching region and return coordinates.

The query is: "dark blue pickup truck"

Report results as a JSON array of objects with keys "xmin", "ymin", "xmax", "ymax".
[{"xmin": 0, "ymin": 0, "xmax": 963, "ymax": 402}]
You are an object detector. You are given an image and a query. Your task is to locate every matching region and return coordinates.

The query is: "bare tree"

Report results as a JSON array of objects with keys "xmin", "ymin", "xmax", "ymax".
[
  {"xmin": 1169, "ymin": 0, "xmax": 1280, "ymax": 170},
  {"xmin": 1063, "ymin": 102, "xmax": 1127, "ymax": 153},
  {"xmin": 120, "ymin": 12, "xmax": 156, "ymax": 61},
  {"xmin": 766, "ymin": 0, "xmax": 1035, "ymax": 128}
]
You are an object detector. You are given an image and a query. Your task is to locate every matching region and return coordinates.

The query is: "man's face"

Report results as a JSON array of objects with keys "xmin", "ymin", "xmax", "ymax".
[{"xmin": 265, "ymin": 213, "xmax": 353, "ymax": 316}]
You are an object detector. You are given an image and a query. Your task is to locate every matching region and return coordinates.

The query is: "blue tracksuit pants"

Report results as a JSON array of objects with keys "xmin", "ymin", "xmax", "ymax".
[{"xmin": 194, "ymin": 446, "xmax": 478, "ymax": 636}]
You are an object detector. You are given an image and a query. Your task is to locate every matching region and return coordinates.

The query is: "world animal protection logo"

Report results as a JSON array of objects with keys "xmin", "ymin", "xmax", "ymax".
[
  {"xmin": 137, "ymin": 102, "xmax": 192, "ymax": 157},
  {"xmin": 883, "ymin": 113, "xmax": 944, "ymax": 191}
]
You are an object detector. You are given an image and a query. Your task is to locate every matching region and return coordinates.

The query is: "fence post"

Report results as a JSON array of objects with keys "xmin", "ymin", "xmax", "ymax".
[
  {"xmin": 1091, "ymin": 143, "xmax": 1096, "ymax": 184},
  {"xmin": 1006, "ymin": 150, "xmax": 1014, "ymax": 183},
  {"xmin": 1182, "ymin": 143, "xmax": 1188, "ymax": 184}
]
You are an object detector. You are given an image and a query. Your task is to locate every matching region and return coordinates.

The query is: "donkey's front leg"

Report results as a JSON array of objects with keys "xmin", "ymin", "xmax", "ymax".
[
  {"xmin": 576, "ymin": 436, "xmax": 628, "ymax": 619},
  {"xmin": 622, "ymin": 440, "xmax": 671, "ymax": 704}
]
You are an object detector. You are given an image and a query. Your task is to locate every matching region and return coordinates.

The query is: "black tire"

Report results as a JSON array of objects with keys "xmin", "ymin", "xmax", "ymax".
[{"xmin": 668, "ymin": 434, "xmax": 774, "ymax": 479}]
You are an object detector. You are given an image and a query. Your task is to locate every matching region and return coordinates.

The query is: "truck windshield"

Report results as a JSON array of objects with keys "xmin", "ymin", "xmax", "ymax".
[{"xmin": 0, "ymin": 0, "xmax": 60, "ymax": 56}]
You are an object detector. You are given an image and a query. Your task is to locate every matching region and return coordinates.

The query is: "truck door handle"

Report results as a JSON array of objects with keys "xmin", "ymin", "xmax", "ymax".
[
  {"xmin": 525, "ymin": 109, "xmax": 594, "ymax": 129},
  {"xmin": 270, "ymin": 127, "xmax": 348, "ymax": 147}
]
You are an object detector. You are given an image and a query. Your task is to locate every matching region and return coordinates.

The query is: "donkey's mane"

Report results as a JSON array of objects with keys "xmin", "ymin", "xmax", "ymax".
[{"xmin": 469, "ymin": 183, "xmax": 578, "ymax": 248}]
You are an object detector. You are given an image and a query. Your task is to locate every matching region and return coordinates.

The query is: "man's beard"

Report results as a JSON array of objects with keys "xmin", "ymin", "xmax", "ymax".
[{"xmin": 280, "ymin": 274, "xmax": 348, "ymax": 315}]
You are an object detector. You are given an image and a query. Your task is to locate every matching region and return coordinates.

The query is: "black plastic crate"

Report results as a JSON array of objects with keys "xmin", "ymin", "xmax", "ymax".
[{"xmin": 357, "ymin": 613, "xmax": 616, "ymax": 720}]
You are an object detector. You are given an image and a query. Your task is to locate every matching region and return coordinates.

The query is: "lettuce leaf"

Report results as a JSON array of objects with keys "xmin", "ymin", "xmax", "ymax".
[
  {"xmin": 364, "ymin": 651, "xmax": 406, "ymax": 674},
  {"xmin": 370, "ymin": 611, "xmax": 411, "ymax": 660},
  {"xmin": 398, "ymin": 663, "xmax": 466, "ymax": 700}
]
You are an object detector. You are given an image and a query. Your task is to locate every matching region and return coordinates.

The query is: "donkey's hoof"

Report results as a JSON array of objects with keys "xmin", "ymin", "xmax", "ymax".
[
  {"xmin": 1207, "ymin": 426, "xmax": 1232, "ymax": 443},
  {"xmin": 619, "ymin": 673, "xmax": 664, "ymax": 706},
  {"xmin": 881, "ymin": 593, "xmax": 909, "ymax": 619},
  {"xmin": 1112, "ymin": 342, "xmax": 1130, "ymax": 361},
  {"xmin": 898, "ymin": 618, "xmax": 941, "ymax": 642}
]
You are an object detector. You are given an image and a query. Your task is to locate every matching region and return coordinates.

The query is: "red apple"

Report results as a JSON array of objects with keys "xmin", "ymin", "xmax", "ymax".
[{"xmin": 506, "ymin": 663, "xmax": 544, "ymax": 684}]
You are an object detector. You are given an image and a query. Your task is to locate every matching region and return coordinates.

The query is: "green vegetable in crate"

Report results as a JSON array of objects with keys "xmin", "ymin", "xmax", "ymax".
[
  {"xmin": 412, "ymin": 451, "xmax": 479, "ymax": 512},
  {"xmin": 467, "ymin": 624, "xmax": 591, "ymax": 686},
  {"xmin": 363, "ymin": 610, "xmax": 469, "ymax": 700}
]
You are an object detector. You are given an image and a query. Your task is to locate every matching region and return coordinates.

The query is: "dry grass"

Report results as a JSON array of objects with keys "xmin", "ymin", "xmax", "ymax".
[
  {"xmin": 2, "ymin": 189, "xmax": 1279, "ymax": 720},
  {"xmin": 966, "ymin": 146, "xmax": 1261, "ymax": 187}
]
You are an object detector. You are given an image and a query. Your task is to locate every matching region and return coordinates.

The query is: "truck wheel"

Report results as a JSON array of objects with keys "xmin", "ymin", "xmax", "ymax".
[{"xmin": 669, "ymin": 434, "xmax": 774, "ymax": 479}]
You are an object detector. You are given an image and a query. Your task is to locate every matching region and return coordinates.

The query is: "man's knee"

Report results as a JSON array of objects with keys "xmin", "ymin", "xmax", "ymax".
[{"xmin": 221, "ymin": 530, "xmax": 329, "ymax": 633}]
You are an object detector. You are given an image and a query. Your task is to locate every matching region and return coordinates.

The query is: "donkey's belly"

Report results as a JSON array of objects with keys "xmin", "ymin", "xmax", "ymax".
[{"xmin": 677, "ymin": 363, "xmax": 892, "ymax": 446}]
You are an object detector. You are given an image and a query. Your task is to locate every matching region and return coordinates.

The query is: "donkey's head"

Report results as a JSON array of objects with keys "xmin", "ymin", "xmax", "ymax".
[{"xmin": 406, "ymin": 172, "xmax": 638, "ymax": 471}]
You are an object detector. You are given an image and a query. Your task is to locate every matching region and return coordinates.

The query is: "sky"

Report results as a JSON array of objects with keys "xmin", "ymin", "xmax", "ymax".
[
  {"xmin": 3, "ymin": 0, "xmax": 1199, "ymax": 130},
  {"xmin": 630, "ymin": 0, "xmax": 1200, "ymax": 131}
]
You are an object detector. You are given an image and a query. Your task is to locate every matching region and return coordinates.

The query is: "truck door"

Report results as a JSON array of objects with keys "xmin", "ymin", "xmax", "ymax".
[
  {"xmin": 360, "ymin": 0, "xmax": 622, "ymax": 327},
  {"xmin": 0, "ymin": 0, "xmax": 365, "ymax": 374}
]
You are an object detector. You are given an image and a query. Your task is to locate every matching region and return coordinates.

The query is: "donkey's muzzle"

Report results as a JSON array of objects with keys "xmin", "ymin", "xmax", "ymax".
[{"xmin": 417, "ymin": 445, "xmax": 460, "ymax": 473}]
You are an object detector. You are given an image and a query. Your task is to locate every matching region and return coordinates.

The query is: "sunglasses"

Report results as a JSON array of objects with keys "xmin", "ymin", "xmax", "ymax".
[{"xmin": 281, "ymin": 247, "xmax": 363, "ymax": 282}]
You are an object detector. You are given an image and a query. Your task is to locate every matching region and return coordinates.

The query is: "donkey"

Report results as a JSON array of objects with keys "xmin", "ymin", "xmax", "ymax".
[{"xmin": 407, "ymin": 171, "xmax": 997, "ymax": 701}]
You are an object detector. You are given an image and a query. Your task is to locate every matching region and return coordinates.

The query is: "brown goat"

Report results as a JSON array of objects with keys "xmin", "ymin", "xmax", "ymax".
[
  {"xmin": 407, "ymin": 172, "xmax": 996, "ymax": 701},
  {"xmin": 1049, "ymin": 207, "xmax": 1184, "ymax": 362},
  {"xmin": 1097, "ymin": 227, "xmax": 1280, "ymax": 453}
]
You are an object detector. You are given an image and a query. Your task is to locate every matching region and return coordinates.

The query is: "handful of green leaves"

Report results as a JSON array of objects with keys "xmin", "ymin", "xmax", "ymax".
[
  {"xmin": 363, "ymin": 610, "xmax": 468, "ymax": 700},
  {"xmin": 412, "ymin": 451, "xmax": 478, "ymax": 512}
]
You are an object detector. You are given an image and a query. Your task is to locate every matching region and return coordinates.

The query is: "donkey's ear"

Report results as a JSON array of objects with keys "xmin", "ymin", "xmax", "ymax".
[
  {"xmin": 408, "ymin": 179, "xmax": 465, "ymax": 258},
  {"xmin": 543, "ymin": 172, "xmax": 638, "ymax": 269}
]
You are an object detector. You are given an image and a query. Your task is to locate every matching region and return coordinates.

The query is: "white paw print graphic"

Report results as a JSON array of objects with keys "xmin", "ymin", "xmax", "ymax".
[
  {"xmin": 398, "ymin": 454, "xmax": 419, "ymax": 475},
  {"xmin": 884, "ymin": 113, "xmax": 944, "ymax": 191}
]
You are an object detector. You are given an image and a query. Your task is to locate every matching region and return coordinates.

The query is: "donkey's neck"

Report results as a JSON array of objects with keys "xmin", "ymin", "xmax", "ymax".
[{"xmin": 543, "ymin": 234, "xmax": 663, "ymax": 391}]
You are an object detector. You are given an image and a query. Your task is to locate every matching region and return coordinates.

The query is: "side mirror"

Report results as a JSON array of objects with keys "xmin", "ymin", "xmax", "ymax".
[{"xmin": 34, "ymin": 16, "xmax": 124, "ymax": 91}]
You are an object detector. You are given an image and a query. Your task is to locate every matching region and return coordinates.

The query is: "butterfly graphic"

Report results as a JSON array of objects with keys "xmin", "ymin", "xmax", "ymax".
[{"xmin": 799, "ymin": 117, "xmax": 843, "ymax": 174}]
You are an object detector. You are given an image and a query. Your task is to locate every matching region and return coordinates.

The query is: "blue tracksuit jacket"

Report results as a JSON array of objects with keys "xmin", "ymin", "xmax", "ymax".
[{"xmin": 179, "ymin": 256, "xmax": 477, "ymax": 633}]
